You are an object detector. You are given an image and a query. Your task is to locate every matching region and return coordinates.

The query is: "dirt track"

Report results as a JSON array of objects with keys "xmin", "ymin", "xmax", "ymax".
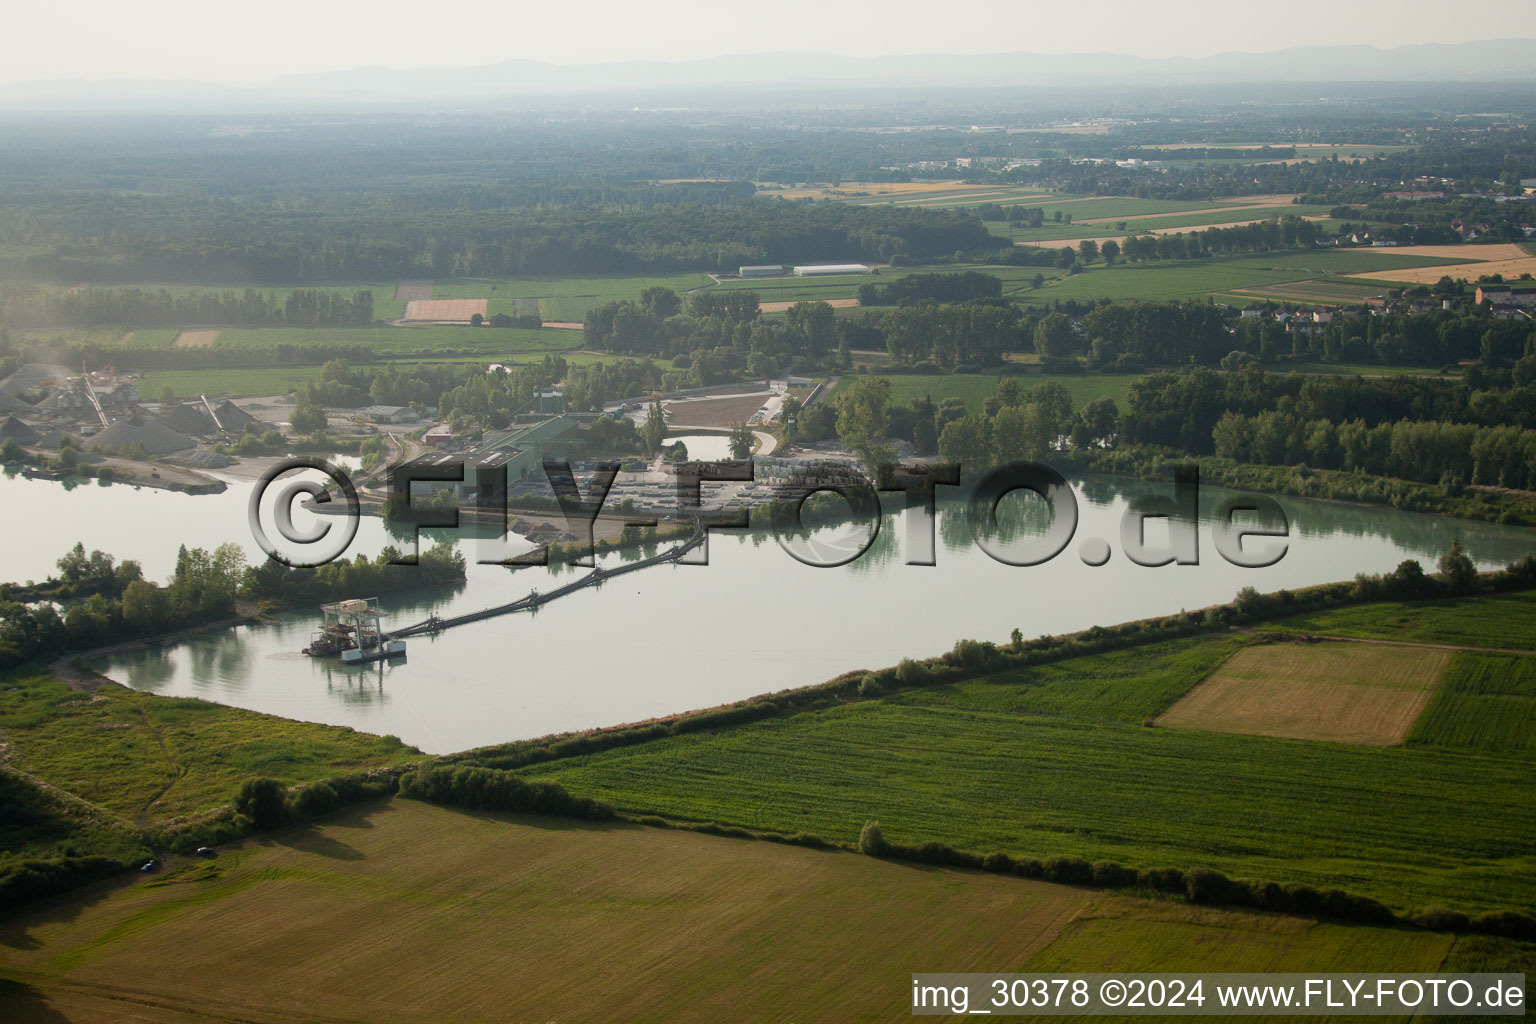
[{"xmin": 759, "ymin": 298, "xmax": 860, "ymax": 313}]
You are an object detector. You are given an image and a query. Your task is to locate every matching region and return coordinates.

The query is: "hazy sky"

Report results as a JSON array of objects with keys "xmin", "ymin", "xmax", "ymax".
[{"xmin": 8, "ymin": 0, "xmax": 1534, "ymax": 83}]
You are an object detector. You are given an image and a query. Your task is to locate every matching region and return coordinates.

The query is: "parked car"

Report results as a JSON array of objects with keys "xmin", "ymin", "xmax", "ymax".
[
  {"xmin": 140, "ymin": 860, "xmax": 157, "ymax": 872},
  {"xmin": 195, "ymin": 847, "xmax": 216, "ymax": 858}
]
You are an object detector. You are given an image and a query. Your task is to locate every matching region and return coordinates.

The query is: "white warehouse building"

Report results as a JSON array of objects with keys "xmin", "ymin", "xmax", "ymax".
[
  {"xmin": 738, "ymin": 265, "xmax": 784, "ymax": 277},
  {"xmin": 792, "ymin": 264, "xmax": 872, "ymax": 276}
]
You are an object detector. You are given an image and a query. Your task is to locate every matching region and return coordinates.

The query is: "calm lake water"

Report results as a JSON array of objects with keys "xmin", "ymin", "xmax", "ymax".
[{"xmin": 5, "ymin": 465, "xmax": 1532, "ymax": 754}]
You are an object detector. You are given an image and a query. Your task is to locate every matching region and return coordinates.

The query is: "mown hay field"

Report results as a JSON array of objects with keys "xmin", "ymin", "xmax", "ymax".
[
  {"xmin": 401, "ymin": 298, "xmax": 486, "ymax": 322},
  {"xmin": 1345, "ymin": 243, "xmax": 1536, "ymax": 285},
  {"xmin": 1155, "ymin": 642, "xmax": 1450, "ymax": 746}
]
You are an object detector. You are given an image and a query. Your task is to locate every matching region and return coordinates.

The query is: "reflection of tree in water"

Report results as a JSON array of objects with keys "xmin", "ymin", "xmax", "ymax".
[
  {"xmin": 376, "ymin": 582, "xmax": 469, "ymax": 619},
  {"xmin": 116, "ymin": 649, "xmax": 177, "ymax": 691},
  {"xmin": 935, "ymin": 490, "xmax": 1061, "ymax": 556},
  {"xmin": 840, "ymin": 511, "xmax": 898, "ymax": 576},
  {"xmin": 186, "ymin": 628, "xmax": 252, "ymax": 689},
  {"xmin": 769, "ymin": 502, "xmax": 890, "ymax": 574},
  {"xmin": 1075, "ymin": 476, "xmax": 1124, "ymax": 509},
  {"xmin": 1080, "ymin": 473, "xmax": 1533, "ymax": 563},
  {"xmin": 965, "ymin": 490, "xmax": 1063, "ymax": 563}
]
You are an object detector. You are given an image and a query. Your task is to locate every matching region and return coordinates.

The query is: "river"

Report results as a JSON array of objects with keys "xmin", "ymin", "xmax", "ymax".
[{"xmin": 4, "ymin": 465, "xmax": 1531, "ymax": 754}]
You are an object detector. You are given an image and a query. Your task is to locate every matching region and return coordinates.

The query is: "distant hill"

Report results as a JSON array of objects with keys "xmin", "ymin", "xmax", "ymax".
[{"xmin": 5, "ymin": 39, "xmax": 1536, "ymax": 111}]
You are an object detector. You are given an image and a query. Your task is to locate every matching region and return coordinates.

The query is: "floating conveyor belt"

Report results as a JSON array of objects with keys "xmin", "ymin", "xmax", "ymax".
[{"xmin": 391, "ymin": 530, "xmax": 705, "ymax": 639}]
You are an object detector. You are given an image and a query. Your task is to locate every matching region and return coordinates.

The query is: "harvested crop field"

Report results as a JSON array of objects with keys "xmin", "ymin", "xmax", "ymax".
[
  {"xmin": 1346, "ymin": 243, "xmax": 1536, "ymax": 284},
  {"xmin": 393, "ymin": 279, "xmax": 434, "ymax": 302},
  {"xmin": 0, "ymin": 799, "xmax": 1087, "ymax": 1023},
  {"xmin": 402, "ymin": 298, "xmax": 487, "ymax": 322},
  {"xmin": 171, "ymin": 329, "xmax": 220, "ymax": 348},
  {"xmin": 666, "ymin": 392, "xmax": 771, "ymax": 427},
  {"xmin": 759, "ymin": 297, "xmax": 860, "ymax": 313},
  {"xmin": 1155, "ymin": 641, "xmax": 1450, "ymax": 746}
]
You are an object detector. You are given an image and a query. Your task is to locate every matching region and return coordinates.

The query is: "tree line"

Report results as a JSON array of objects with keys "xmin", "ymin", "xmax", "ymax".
[
  {"xmin": 1, "ymin": 285, "xmax": 375, "ymax": 328},
  {"xmin": 0, "ymin": 540, "xmax": 467, "ymax": 671},
  {"xmin": 0, "ymin": 195, "xmax": 997, "ymax": 284}
]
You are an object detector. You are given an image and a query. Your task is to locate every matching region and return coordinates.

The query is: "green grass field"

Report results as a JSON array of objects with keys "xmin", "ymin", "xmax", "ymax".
[
  {"xmin": 118, "ymin": 329, "xmax": 181, "ymax": 349},
  {"xmin": 0, "ymin": 668, "xmax": 417, "ymax": 828},
  {"xmin": 0, "ymin": 797, "xmax": 1480, "ymax": 1023},
  {"xmin": 709, "ymin": 250, "xmax": 1462, "ymax": 310},
  {"xmin": 431, "ymin": 273, "xmax": 713, "ymax": 321},
  {"xmin": 1258, "ymin": 593, "xmax": 1536, "ymax": 650},
  {"xmin": 1014, "ymin": 251, "xmax": 1467, "ymax": 305},
  {"xmin": 1279, "ymin": 362, "xmax": 1457, "ymax": 378},
  {"xmin": 988, "ymin": 204, "xmax": 1335, "ymax": 243},
  {"xmin": 514, "ymin": 599, "xmax": 1536, "ymax": 916},
  {"xmin": 136, "ymin": 367, "xmax": 327, "ymax": 398},
  {"xmin": 1224, "ymin": 276, "xmax": 1391, "ymax": 306},
  {"xmin": 30, "ymin": 282, "xmax": 410, "ymax": 320},
  {"xmin": 1408, "ymin": 652, "xmax": 1536, "ymax": 756},
  {"xmin": 843, "ymin": 184, "xmax": 1057, "ymax": 207},
  {"xmin": 205, "ymin": 324, "xmax": 581, "ymax": 356}
]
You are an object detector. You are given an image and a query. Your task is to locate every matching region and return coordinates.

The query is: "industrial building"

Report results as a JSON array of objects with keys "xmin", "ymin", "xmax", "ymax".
[
  {"xmin": 361, "ymin": 405, "xmax": 418, "ymax": 424},
  {"xmin": 738, "ymin": 265, "xmax": 784, "ymax": 277},
  {"xmin": 792, "ymin": 264, "xmax": 871, "ymax": 276}
]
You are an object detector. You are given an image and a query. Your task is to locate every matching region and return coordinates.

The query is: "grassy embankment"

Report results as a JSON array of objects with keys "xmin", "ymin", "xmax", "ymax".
[{"xmin": 0, "ymin": 665, "xmax": 419, "ymax": 870}]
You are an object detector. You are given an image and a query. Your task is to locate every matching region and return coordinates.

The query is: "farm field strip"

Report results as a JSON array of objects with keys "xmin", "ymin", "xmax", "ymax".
[
  {"xmin": 200, "ymin": 324, "xmax": 583, "ymax": 355},
  {"xmin": 1347, "ymin": 246, "xmax": 1536, "ymax": 284},
  {"xmin": 1013, "ymin": 250, "xmax": 1471, "ymax": 304},
  {"xmin": 402, "ymin": 298, "xmax": 487, "ymax": 322},
  {"xmin": 117, "ymin": 329, "xmax": 181, "ymax": 349},
  {"xmin": 1408, "ymin": 652, "xmax": 1536, "ymax": 756},
  {"xmin": 759, "ymin": 297, "xmax": 860, "ymax": 313},
  {"xmin": 1072, "ymin": 196, "xmax": 1306, "ymax": 225},
  {"xmin": 773, "ymin": 180, "xmax": 1037, "ymax": 201},
  {"xmin": 1155, "ymin": 642, "xmax": 1451, "ymax": 746},
  {"xmin": 845, "ymin": 372, "xmax": 1140, "ymax": 412},
  {"xmin": 171, "ymin": 329, "xmax": 220, "ymax": 348},
  {"xmin": 30, "ymin": 281, "xmax": 411, "ymax": 321},
  {"xmin": 992, "ymin": 206, "xmax": 1335, "ymax": 244},
  {"xmin": 880, "ymin": 190, "xmax": 1091, "ymax": 208},
  {"xmin": 843, "ymin": 185, "xmax": 1058, "ymax": 206},
  {"xmin": 1258, "ymin": 593, "xmax": 1536, "ymax": 651}
]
